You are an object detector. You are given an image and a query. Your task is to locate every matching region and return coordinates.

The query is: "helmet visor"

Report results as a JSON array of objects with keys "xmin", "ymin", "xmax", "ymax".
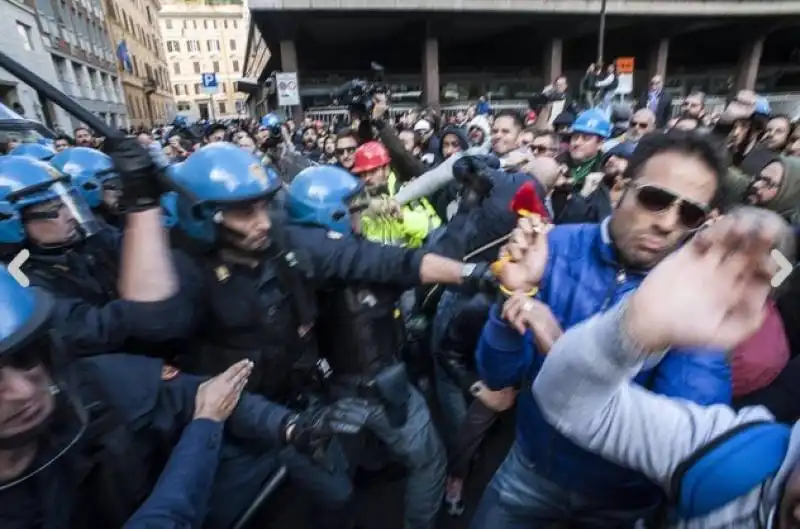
[{"xmin": 34, "ymin": 182, "xmax": 103, "ymax": 239}]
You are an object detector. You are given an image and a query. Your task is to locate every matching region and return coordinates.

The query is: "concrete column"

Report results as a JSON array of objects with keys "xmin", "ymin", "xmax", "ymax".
[
  {"xmin": 63, "ymin": 61, "xmax": 79, "ymax": 97},
  {"xmin": 543, "ymin": 38, "xmax": 563, "ymax": 86},
  {"xmin": 79, "ymin": 65, "xmax": 94, "ymax": 99},
  {"xmin": 422, "ymin": 37, "xmax": 440, "ymax": 109},
  {"xmin": 279, "ymin": 39, "xmax": 303, "ymax": 123},
  {"xmin": 649, "ymin": 38, "xmax": 669, "ymax": 80},
  {"xmin": 736, "ymin": 36, "xmax": 765, "ymax": 91}
]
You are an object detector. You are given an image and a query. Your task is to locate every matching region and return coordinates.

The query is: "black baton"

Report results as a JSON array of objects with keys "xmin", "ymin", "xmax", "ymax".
[{"xmin": 0, "ymin": 50, "xmax": 120, "ymax": 139}]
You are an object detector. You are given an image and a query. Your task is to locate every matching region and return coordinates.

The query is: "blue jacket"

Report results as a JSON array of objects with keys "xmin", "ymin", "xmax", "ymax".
[
  {"xmin": 476, "ymin": 220, "xmax": 731, "ymax": 509},
  {"xmin": 0, "ymin": 354, "xmax": 287, "ymax": 529},
  {"xmin": 123, "ymin": 419, "xmax": 224, "ymax": 528}
]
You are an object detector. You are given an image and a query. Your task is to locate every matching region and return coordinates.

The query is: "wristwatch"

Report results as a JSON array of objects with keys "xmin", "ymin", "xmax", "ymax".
[{"xmin": 460, "ymin": 263, "xmax": 478, "ymax": 281}]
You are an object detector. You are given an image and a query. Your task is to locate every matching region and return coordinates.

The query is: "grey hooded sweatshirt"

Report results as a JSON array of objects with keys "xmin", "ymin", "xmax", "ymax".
[{"xmin": 532, "ymin": 300, "xmax": 799, "ymax": 529}]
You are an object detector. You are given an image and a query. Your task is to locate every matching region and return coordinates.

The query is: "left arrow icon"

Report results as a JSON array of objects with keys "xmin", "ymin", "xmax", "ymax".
[{"xmin": 8, "ymin": 249, "xmax": 30, "ymax": 287}]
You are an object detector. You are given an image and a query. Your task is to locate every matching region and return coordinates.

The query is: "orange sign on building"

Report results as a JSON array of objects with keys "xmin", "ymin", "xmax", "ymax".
[{"xmin": 616, "ymin": 57, "xmax": 635, "ymax": 74}]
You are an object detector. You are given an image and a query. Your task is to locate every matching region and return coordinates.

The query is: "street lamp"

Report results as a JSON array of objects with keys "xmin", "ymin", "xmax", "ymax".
[{"xmin": 597, "ymin": 0, "xmax": 608, "ymax": 64}]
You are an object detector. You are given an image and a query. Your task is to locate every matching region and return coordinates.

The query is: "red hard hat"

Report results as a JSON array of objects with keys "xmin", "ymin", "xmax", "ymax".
[{"xmin": 351, "ymin": 141, "xmax": 390, "ymax": 174}]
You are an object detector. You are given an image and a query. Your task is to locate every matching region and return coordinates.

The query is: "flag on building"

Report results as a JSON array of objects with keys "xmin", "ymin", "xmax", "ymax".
[{"xmin": 116, "ymin": 40, "xmax": 133, "ymax": 73}]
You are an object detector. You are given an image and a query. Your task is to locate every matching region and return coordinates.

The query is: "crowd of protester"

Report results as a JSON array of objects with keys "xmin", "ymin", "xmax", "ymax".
[{"xmin": 1, "ymin": 67, "xmax": 800, "ymax": 529}]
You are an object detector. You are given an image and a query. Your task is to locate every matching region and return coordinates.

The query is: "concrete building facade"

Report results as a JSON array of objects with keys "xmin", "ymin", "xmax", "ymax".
[
  {"xmin": 21, "ymin": 0, "xmax": 127, "ymax": 130},
  {"xmin": 243, "ymin": 1, "xmax": 800, "ymax": 113},
  {"xmin": 102, "ymin": 0, "xmax": 175, "ymax": 128},
  {"xmin": 0, "ymin": 0, "xmax": 74, "ymax": 131},
  {"xmin": 159, "ymin": 0, "xmax": 249, "ymax": 122}
]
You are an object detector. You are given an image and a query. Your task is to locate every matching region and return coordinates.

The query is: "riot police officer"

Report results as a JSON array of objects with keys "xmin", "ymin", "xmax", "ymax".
[
  {"xmin": 0, "ymin": 140, "xmax": 191, "ymax": 358},
  {"xmin": 51, "ymin": 146, "xmax": 123, "ymax": 228},
  {"xmin": 7, "ymin": 141, "xmax": 56, "ymax": 161},
  {"xmin": 0, "ymin": 264, "xmax": 369, "ymax": 528},
  {"xmin": 163, "ymin": 144, "xmax": 494, "ymax": 527},
  {"xmin": 286, "ymin": 165, "xmax": 448, "ymax": 529}
]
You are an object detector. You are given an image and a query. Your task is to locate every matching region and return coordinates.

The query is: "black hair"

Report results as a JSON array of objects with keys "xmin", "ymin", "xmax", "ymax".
[
  {"xmin": 73, "ymin": 126, "xmax": 91, "ymax": 136},
  {"xmin": 494, "ymin": 110, "xmax": 524, "ymax": 130},
  {"xmin": 54, "ymin": 134, "xmax": 73, "ymax": 145},
  {"xmin": 768, "ymin": 114, "xmax": 792, "ymax": 126},
  {"xmin": 623, "ymin": 130, "xmax": 727, "ymax": 209},
  {"xmin": 335, "ymin": 130, "xmax": 358, "ymax": 143}
]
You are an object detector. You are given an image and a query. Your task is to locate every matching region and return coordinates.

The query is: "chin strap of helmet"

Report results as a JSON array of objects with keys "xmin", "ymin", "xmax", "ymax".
[{"xmin": 212, "ymin": 211, "xmax": 268, "ymax": 258}]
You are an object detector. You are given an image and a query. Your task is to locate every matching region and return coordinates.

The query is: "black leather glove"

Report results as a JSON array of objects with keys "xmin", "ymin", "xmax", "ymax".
[
  {"xmin": 104, "ymin": 136, "xmax": 162, "ymax": 213},
  {"xmin": 460, "ymin": 262, "xmax": 497, "ymax": 295},
  {"xmin": 283, "ymin": 397, "xmax": 371, "ymax": 455},
  {"xmin": 453, "ymin": 156, "xmax": 496, "ymax": 208}
]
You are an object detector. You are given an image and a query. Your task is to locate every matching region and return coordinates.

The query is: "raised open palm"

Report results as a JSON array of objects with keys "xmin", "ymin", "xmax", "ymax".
[{"xmin": 626, "ymin": 208, "xmax": 790, "ymax": 352}]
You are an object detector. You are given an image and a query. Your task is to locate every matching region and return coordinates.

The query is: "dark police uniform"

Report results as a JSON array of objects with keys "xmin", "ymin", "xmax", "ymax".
[
  {"xmin": 19, "ymin": 227, "xmax": 190, "ymax": 358},
  {"xmin": 0, "ymin": 353, "xmax": 289, "ymax": 529},
  {"xmin": 173, "ymin": 222, "xmax": 428, "ymax": 395},
  {"xmin": 317, "ymin": 278, "xmax": 447, "ymax": 529},
  {"xmin": 169, "ymin": 222, "xmax": 429, "ymax": 526}
]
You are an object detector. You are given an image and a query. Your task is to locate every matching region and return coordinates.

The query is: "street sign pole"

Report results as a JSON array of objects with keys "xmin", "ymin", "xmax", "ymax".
[{"xmin": 201, "ymin": 72, "xmax": 220, "ymax": 121}]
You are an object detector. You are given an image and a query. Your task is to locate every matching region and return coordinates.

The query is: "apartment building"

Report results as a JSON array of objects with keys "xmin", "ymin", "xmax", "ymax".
[
  {"xmin": 159, "ymin": 0, "xmax": 248, "ymax": 122},
  {"xmin": 102, "ymin": 0, "xmax": 175, "ymax": 128},
  {"xmin": 22, "ymin": 0, "xmax": 127, "ymax": 129},
  {"xmin": 0, "ymin": 0, "xmax": 74, "ymax": 131}
]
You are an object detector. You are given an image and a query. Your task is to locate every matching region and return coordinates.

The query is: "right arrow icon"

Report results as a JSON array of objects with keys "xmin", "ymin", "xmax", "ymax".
[{"xmin": 771, "ymin": 249, "xmax": 793, "ymax": 288}]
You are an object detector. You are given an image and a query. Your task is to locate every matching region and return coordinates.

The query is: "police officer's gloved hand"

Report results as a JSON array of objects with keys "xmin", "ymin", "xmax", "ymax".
[
  {"xmin": 105, "ymin": 136, "xmax": 162, "ymax": 213},
  {"xmin": 460, "ymin": 262, "xmax": 497, "ymax": 295},
  {"xmin": 282, "ymin": 397, "xmax": 371, "ymax": 454}
]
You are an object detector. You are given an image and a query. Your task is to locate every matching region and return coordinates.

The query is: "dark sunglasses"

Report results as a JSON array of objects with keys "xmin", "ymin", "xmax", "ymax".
[
  {"xmin": 335, "ymin": 147, "xmax": 357, "ymax": 156},
  {"xmin": 530, "ymin": 144, "xmax": 553, "ymax": 155},
  {"xmin": 630, "ymin": 183, "xmax": 708, "ymax": 229},
  {"xmin": 631, "ymin": 121, "xmax": 650, "ymax": 129}
]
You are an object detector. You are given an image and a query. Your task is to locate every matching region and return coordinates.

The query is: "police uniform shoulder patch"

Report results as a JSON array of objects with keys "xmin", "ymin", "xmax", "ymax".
[
  {"xmin": 249, "ymin": 163, "xmax": 268, "ymax": 186},
  {"xmin": 215, "ymin": 264, "xmax": 231, "ymax": 282},
  {"xmin": 326, "ymin": 230, "xmax": 343, "ymax": 239},
  {"xmin": 46, "ymin": 165, "xmax": 63, "ymax": 180},
  {"xmin": 161, "ymin": 365, "xmax": 180, "ymax": 381}
]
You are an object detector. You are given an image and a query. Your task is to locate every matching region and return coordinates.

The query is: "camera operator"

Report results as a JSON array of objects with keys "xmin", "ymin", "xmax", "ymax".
[
  {"xmin": 357, "ymin": 85, "xmax": 430, "ymax": 183},
  {"xmin": 257, "ymin": 112, "xmax": 314, "ymax": 183}
]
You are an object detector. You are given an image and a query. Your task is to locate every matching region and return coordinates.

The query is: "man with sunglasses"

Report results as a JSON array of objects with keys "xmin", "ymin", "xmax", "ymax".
[
  {"xmin": 471, "ymin": 130, "xmax": 731, "ymax": 529},
  {"xmin": 335, "ymin": 131, "xmax": 359, "ymax": 173}
]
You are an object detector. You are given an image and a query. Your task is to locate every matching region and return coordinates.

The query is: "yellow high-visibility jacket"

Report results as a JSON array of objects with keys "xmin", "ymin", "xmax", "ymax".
[{"xmin": 360, "ymin": 171, "xmax": 441, "ymax": 248}]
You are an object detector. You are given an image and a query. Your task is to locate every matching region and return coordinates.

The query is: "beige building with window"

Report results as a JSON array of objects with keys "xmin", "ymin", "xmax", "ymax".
[
  {"xmin": 159, "ymin": 0, "xmax": 247, "ymax": 122},
  {"xmin": 102, "ymin": 0, "xmax": 174, "ymax": 128}
]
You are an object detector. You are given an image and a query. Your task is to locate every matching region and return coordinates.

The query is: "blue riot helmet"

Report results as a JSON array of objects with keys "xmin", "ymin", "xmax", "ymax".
[
  {"xmin": 0, "ymin": 264, "xmax": 89, "ymax": 490},
  {"xmin": 9, "ymin": 143, "xmax": 56, "ymax": 161},
  {"xmin": 0, "ymin": 156, "xmax": 102, "ymax": 247},
  {"xmin": 173, "ymin": 115, "xmax": 189, "ymax": 128},
  {"xmin": 285, "ymin": 165, "xmax": 367, "ymax": 235},
  {"xmin": 260, "ymin": 113, "xmax": 284, "ymax": 148},
  {"xmin": 166, "ymin": 143, "xmax": 280, "ymax": 244},
  {"xmin": 260, "ymin": 113, "xmax": 282, "ymax": 129},
  {"xmin": 160, "ymin": 191, "xmax": 179, "ymax": 229},
  {"xmin": 50, "ymin": 147, "xmax": 120, "ymax": 210},
  {"xmin": 0, "ymin": 201, "xmax": 25, "ymax": 245}
]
